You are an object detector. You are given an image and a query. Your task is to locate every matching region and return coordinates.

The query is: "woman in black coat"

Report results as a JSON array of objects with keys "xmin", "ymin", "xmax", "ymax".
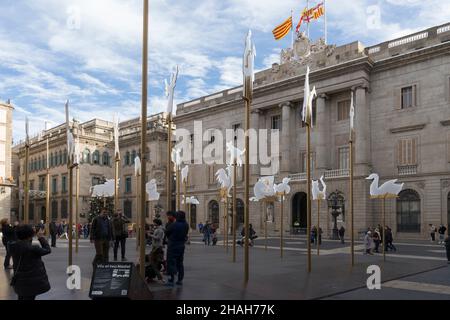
[{"xmin": 9, "ymin": 225, "xmax": 51, "ymax": 300}]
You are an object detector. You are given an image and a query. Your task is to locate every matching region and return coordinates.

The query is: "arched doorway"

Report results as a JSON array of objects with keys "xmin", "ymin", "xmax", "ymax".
[
  {"xmin": 397, "ymin": 189, "xmax": 420, "ymax": 233},
  {"xmin": 292, "ymin": 192, "xmax": 307, "ymax": 231},
  {"xmin": 208, "ymin": 200, "xmax": 220, "ymax": 225},
  {"xmin": 236, "ymin": 199, "xmax": 244, "ymax": 230},
  {"xmin": 190, "ymin": 204, "xmax": 197, "ymax": 229}
]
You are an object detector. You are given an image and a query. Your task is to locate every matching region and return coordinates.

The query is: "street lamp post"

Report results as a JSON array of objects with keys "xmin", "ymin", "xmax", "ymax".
[{"xmin": 328, "ymin": 192, "xmax": 343, "ymax": 240}]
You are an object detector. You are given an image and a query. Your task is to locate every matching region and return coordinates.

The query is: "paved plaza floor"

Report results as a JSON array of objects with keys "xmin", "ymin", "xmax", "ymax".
[{"xmin": 0, "ymin": 234, "xmax": 449, "ymax": 300}]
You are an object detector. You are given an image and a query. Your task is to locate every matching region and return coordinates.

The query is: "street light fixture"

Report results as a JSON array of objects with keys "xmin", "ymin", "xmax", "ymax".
[{"xmin": 327, "ymin": 191, "xmax": 344, "ymax": 240}]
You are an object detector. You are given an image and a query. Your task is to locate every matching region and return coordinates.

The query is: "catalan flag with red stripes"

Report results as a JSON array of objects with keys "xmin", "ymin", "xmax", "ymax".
[{"xmin": 272, "ymin": 16, "xmax": 292, "ymax": 40}]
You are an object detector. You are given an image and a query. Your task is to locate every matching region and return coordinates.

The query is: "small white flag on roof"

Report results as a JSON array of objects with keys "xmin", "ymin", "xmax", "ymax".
[
  {"xmin": 113, "ymin": 114, "xmax": 120, "ymax": 160},
  {"xmin": 349, "ymin": 90, "xmax": 355, "ymax": 135}
]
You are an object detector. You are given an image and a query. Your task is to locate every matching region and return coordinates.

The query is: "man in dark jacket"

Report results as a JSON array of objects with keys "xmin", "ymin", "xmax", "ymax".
[
  {"xmin": 90, "ymin": 208, "xmax": 113, "ymax": 268},
  {"xmin": 1, "ymin": 218, "xmax": 14, "ymax": 269},
  {"xmin": 165, "ymin": 211, "xmax": 189, "ymax": 286},
  {"xmin": 9, "ymin": 224, "xmax": 51, "ymax": 300},
  {"xmin": 111, "ymin": 209, "xmax": 130, "ymax": 261},
  {"xmin": 49, "ymin": 220, "xmax": 57, "ymax": 248}
]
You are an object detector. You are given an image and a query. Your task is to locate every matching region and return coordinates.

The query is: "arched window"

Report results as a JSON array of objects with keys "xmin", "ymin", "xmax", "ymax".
[
  {"xmin": 102, "ymin": 152, "xmax": 110, "ymax": 166},
  {"xmin": 93, "ymin": 150, "xmax": 100, "ymax": 165},
  {"xmin": 125, "ymin": 151, "xmax": 130, "ymax": 166},
  {"xmin": 208, "ymin": 200, "xmax": 220, "ymax": 225},
  {"xmin": 397, "ymin": 189, "xmax": 420, "ymax": 233},
  {"xmin": 131, "ymin": 150, "xmax": 137, "ymax": 165},
  {"xmin": 83, "ymin": 148, "xmax": 91, "ymax": 164}
]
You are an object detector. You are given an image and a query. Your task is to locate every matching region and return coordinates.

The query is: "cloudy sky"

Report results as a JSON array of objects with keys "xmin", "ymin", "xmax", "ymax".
[{"xmin": 1, "ymin": 0, "xmax": 449, "ymax": 142}]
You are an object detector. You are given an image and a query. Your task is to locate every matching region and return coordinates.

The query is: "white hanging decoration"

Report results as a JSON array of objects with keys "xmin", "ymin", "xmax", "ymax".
[
  {"xmin": 90, "ymin": 179, "xmax": 118, "ymax": 198},
  {"xmin": 226, "ymin": 141, "xmax": 245, "ymax": 166},
  {"xmin": 311, "ymin": 175, "xmax": 327, "ymax": 201},
  {"xmin": 366, "ymin": 173, "xmax": 403, "ymax": 198},
  {"xmin": 146, "ymin": 179, "xmax": 160, "ymax": 201}
]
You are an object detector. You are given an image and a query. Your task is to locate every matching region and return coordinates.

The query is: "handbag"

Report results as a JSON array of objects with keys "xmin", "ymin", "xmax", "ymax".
[{"xmin": 10, "ymin": 254, "xmax": 23, "ymax": 287}]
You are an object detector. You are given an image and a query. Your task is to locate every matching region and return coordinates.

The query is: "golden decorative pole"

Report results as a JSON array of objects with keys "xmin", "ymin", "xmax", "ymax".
[
  {"xmin": 232, "ymin": 161, "xmax": 237, "ymax": 263},
  {"xmin": 242, "ymin": 30, "xmax": 255, "ymax": 284},
  {"xmin": 75, "ymin": 165, "xmax": 79, "ymax": 253},
  {"xmin": 225, "ymin": 197, "xmax": 229, "ymax": 252},
  {"xmin": 166, "ymin": 114, "xmax": 172, "ymax": 212},
  {"xmin": 176, "ymin": 167, "xmax": 181, "ymax": 210},
  {"xmin": 382, "ymin": 195, "xmax": 386, "ymax": 262},
  {"xmin": 139, "ymin": 0, "xmax": 149, "ymax": 278},
  {"xmin": 222, "ymin": 200, "xmax": 226, "ymax": 248},
  {"xmin": 280, "ymin": 193, "xmax": 284, "ymax": 258},
  {"xmin": 114, "ymin": 157, "xmax": 119, "ymax": 213},
  {"xmin": 45, "ymin": 132, "xmax": 50, "ymax": 236},
  {"xmin": 306, "ymin": 123, "xmax": 312, "ymax": 272},
  {"xmin": 317, "ymin": 199, "xmax": 320, "ymax": 256},
  {"xmin": 349, "ymin": 89, "xmax": 355, "ymax": 266},
  {"xmin": 135, "ymin": 173, "xmax": 140, "ymax": 251}
]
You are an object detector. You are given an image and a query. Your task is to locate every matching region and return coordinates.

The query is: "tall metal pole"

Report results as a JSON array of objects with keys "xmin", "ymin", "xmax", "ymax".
[
  {"xmin": 139, "ymin": 0, "xmax": 149, "ymax": 278},
  {"xmin": 232, "ymin": 161, "xmax": 237, "ymax": 263},
  {"xmin": 306, "ymin": 123, "xmax": 312, "ymax": 273},
  {"xmin": 75, "ymin": 166, "xmax": 79, "ymax": 253},
  {"xmin": 176, "ymin": 168, "xmax": 181, "ymax": 210},
  {"xmin": 306, "ymin": 0, "xmax": 310, "ymax": 38},
  {"xmin": 166, "ymin": 114, "xmax": 172, "ymax": 213},
  {"xmin": 68, "ymin": 164, "xmax": 74, "ymax": 267},
  {"xmin": 317, "ymin": 199, "xmax": 320, "ymax": 256},
  {"xmin": 382, "ymin": 196, "xmax": 386, "ymax": 262},
  {"xmin": 324, "ymin": 0, "xmax": 327, "ymax": 44},
  {"xmin": 24, "ymin": 145, "xmax": 29, "ymax": 224},
  {"xmin": 225, "ymin": 198, "xmax": 229, "ymax": 252},
  {"xmin": 280, "ymin": 194, "xmax": 284, "ymax": 258},
  {"xmin": 45, "ymin": 137, "xmax": 50, "ymax": 236},
  {"xmin": 264, "ymin": 201, "xmax": 268, "ymax": 251},
  {"xmin": 136, "ymin": 174, "xmax": 140, "ymax": 251},
  {"xmin": 350, "ymin": 136, "xmax": 354, "ymax": 266},
  {"xmin": 114, "ymin": 155, "xmax": 119, "ymax": 213},
  {"xmin": 223, "ymin": 200, "xmax": 226, "ymax": 248},
  {"xmin": 244, "ymin": 93, "xmax": 251, "ymax": 284}
]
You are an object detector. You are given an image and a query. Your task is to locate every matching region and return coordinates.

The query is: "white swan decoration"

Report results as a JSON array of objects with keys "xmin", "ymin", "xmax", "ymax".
[
  {"xmin": 181, "ymin": 165, "xmax": 189, "ymax": 183},
  {"xmin": 91, "ymin": 179, "xmax": 118, "ymax": 198},
  {"xmin": 226, "ymin": 141, "xmax": 246, "ymax": 167},
  {"xmin": 146, "ymin": 179, "xmax": 160, "ymax": 201},
  {"xmin": 171, "ymin": 147, "xmax": 182, "ymax": 169},
  {"xmin": 312, "ymin": 175, "xmax": 327, "ymax": 200},
  {"xmin": 366, "ymin": 173, "xmax": 403, "ymax": 198},
  {"xmin": 274, "ymin": 177, "xmax": 291, "ymax": 195},
  {"xmin": 134, "ymin": 156, "xmax": 141, "ymax": 176},
  {"xmin": 182, "ymin": 195, "xmax": 200, "ymax": 205}
]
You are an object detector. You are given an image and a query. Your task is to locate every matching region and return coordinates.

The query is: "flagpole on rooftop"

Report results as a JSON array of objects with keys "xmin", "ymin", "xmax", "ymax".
[
  {"xmin": 306, "ymin": 0, "xmax": 310, "ymax": 38},
  {"xmin": 291, "ymin": 9, "xmax": 294, "ymax": 50},
  {"xmin": 324, "ymin": 0, "xmax": 327, "ymax": 44}
]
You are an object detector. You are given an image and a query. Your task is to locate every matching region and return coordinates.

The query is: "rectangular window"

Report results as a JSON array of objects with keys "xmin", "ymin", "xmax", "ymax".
[
  {"xmin": 300, "ymin": 152, "xmax": 316, "ymax": 173},
  {"xmin": 39, "ymin": 177, "xmax": 45, "ymax": 191},
  {"xmin": 29, "ymin": 180, "xmax": 34, "ymax": 191},
  {"xmin": 62, "ymin": 175, "xmax": 67, "ymax": 193},
  {"xmin": 271, "ymin": 115, "xmax": 281, "ymax": 130},
  {"xmin": 401, "ymin": 86, "xmax": 413, "ymax": 109},
  {"xmin": 52, "ymin": 177, "xmax": 57, "ymax": 194},
  {"xmin": 397, "ymin": 137, "xmax": 418, "ymax": 165},
  {"xmin": 125, "ymin": 176, "xmax": 132, "ymax": 193},
  {"xmin": 337, "ymin": 100, "xmax": 350, "ymax": 121},
  {"xmin": 338, "ymin": 147, "xmax": 350, "ymax": 170}
]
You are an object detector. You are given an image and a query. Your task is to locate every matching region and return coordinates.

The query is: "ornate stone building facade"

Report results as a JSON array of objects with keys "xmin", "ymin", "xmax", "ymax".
[
  {"xmin": 13, "ymin": 113, "xmax": 169, "ymax": 224},
  {"xmin": 173, "ymin": 23, "xmax": 450, "ymax": 239},
  {"xmin": 0, "ymin": 101, "xmax": 14, "ymax": 221}
]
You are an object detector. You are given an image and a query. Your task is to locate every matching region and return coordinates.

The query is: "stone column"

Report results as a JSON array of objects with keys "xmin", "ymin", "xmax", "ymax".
[
  {"xmin": 280, "ymin": 102, "xmax": 292, "ymax": 174},
  {"xmin": 315, "ymin": 94, "xmax": 329, "ymax": 173},
  {"xmin": 354, "ymin": 85, "xmax": 370, "ymax": 176}
]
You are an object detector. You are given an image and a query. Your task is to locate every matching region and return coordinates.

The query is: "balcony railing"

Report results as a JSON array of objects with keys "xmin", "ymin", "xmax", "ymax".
[
  {"xmin": 288, "ymin": 173, "xmax": 307, "ymax": 181},
  {"xmin": 398, "ymin": 165, "xmax": 417, "ymax": 176},
  {"xmin": 324, "ymin": 169, "xmax": 349, "ymax": 179}
]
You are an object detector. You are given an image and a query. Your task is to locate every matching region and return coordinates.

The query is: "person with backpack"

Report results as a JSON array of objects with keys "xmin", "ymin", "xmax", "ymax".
[
  {"xmin": 203, "ymin": 221, "xmax": 212, "ymax": 246},
  {"xmin": 438, "ymin": 225, "xmax": 447, "ymax": 245},
  {"xmin": 373, "ymin": 228, "xmax": 381, "ymax": 253}
]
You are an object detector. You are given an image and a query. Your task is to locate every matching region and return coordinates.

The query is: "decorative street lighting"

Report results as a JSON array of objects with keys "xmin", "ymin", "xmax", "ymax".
[{"xmin": 327, "ymin": 191, "xmax": 344, "ymax": 240}]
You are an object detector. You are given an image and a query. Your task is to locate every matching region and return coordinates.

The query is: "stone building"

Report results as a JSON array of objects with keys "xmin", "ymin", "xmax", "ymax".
[
  {"xmin": 0, "ymin": 100, "xmax": 14, "ymax": 221},
  {"xmin": 12, "ymin": 113, "xmax": 169, "ymax": 224},
  {"xmin": 173, "ymin": 23, "xmax": 450, "ymax": 240}
]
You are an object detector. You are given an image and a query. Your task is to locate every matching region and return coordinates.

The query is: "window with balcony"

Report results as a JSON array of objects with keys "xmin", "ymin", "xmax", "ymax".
[
  {"xmin": 397, "ymin": 137, "xmax": 418, "ymax": 175},
  {"xmin": 39, "ymin": 177, "xmax": 45, "ymax": 191},
  {"xmin": 338, "ymin": 147, "xmax": 350, "ymax": 170},
  {"xmin": 337, "ymin": 100, "xmax": 350, "ymax": 121},
  {"xmin": 300, "ymin": 152, "xmax": 316, "ymax": 173}
]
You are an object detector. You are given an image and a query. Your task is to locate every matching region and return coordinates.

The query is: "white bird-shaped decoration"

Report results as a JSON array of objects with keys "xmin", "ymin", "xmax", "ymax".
[
  {"xmin": 311, "ymin": 175, "xmax": 327, "ymax": 201},
  {"xmin": 181, "ymin": 165, "xmax": 189, "ymax": 183},
  {"xmin": 366, "ymin": 173, "xmax": 404, "ymax": 198},
  {"xmin": 243, "ymin": 29, "xmax": 256, "ymax": 99},
  {"xmin": 90, "ymin": 179, "xmax": 118, "ymax": 198},
  {"xmin": 73, "ymin": 138, "xmax": 81, "ymax": 165},
  {"xmin": 301, "ymin": 66, "xmax": 317, "ymax": 127},
  {"xmin": 171, "ymin": 147, "xmax": 182, "ymax": 170},
  {"xmin": 349, "ymin": 90, "xmax": 355, "ymax": 133},
  {"xmin": 165, "ymin": 65, "xmax": 179, "ymax": 115},
  {"xmin": 226, "ymin": 141, "xmax": 246, "ymax": 167},
  {"xmin": 65, "ymin": 100, "xmax": 76, "ymax": 164},
  {"xmin": 146, "ymin": 179, "xmax": 160, "ymax": 201},
  {"xmin": 215, "ymin": 167, "xmax": 232, "ymax": 197},
  {"xmin": 134, "ymin": 156, "xmax": 141, "ymax": 177},
  {"xmin": 182, "ymin": 195, "xmax": 200, "ymax": 205},
  {"xmin": 274, "ymin": 177, "xmax": 291, "ymax": 195}
]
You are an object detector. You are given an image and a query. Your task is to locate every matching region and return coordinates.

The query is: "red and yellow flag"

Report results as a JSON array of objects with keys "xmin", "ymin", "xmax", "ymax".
[
  {"xmin": 272, "ymin": 16, "xmax": 292, "ymax": 40},
  {"xmin": 296, "ymin": 2, "xmax": 325, "ymax": 33}
]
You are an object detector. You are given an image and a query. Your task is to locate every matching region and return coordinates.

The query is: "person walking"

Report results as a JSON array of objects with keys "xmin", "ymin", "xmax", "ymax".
[
  {"xmin": 311, "ymin": 226, "xmax": 317, "ymax": 245},
  {"xmin": 9, "ymin": 225, "xmax": 51, "ymax": 300},
  {"xmin": 36, "ymin": 220, "xmax": 45, "ymax": 233},
  {"xmin": 147, "ymin": 218, "xmax": 165, "ymax": 284},
  {"xmin": 60, "ymin": 220, "xmax": 68, "ymax": 240},
  {"xmin": 338, "ymin": 225, "xmax": 345, "ymax": 244},
  {"xmin": 373, "ymin": 228, "xmax": 381, "ymax": 253},
  {"xmin": 429, "ymin": 224, "xmax": 437, "ymax": 242},
  {"xmin": 90, "ymin": 208, "xmax": 113, "ymax": 268},
  {"xmin": 203, "ymin": 222, "xmax": 211, "ymax": 246},
  {"xmin": 49, "ymin": 220, "xmax": 57, "ymax": 248},
  {"xmin": 198, "ymin": 222, "xmax": 204, "ymax": 233},
  {"xmin": 111, "ymin": 209, "xmax": 130, "ymax": 262},
  {"xmin": 385, "ymin": 226, "xmax": 397, "ymax": 252},
  {"xmin": 1, "ymin": 218, "xmax": 15, "ymax": 269},
  {"xmin": 165, "ymin": 211, "xmax": 189, "ymax": 286},
  {"xmin": 364, "ymin": 231, "xmax": 373, "ymax": 255},
  {"xmin": 438, "ymin": 225, "xmax": 447, "ymax": 245}
]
